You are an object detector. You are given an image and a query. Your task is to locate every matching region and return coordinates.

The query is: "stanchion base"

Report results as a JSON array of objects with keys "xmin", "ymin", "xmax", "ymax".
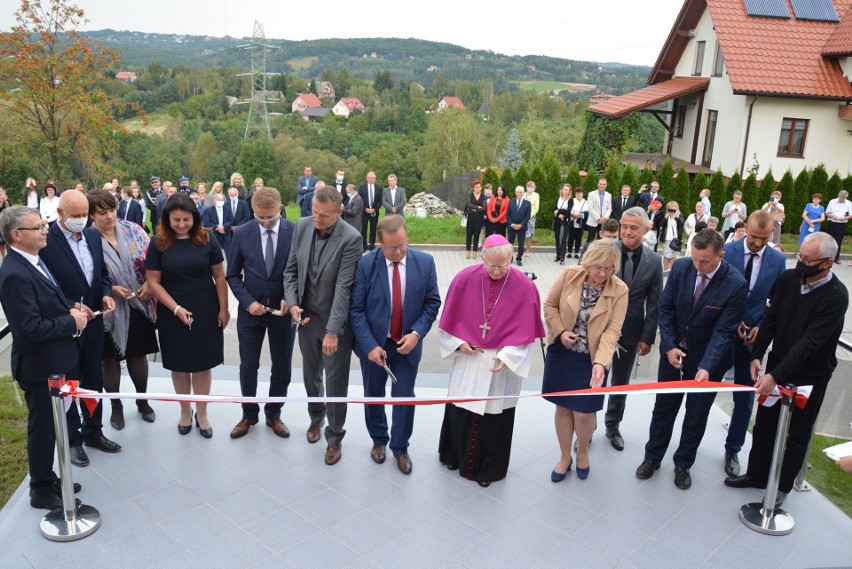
[
  {"xmin": 739, "ymin": 502, "xmax": 794, "ymax": 536},
  {"xmin": 40, "ymin": 504, "xmax": 101, "ymax": 542}
]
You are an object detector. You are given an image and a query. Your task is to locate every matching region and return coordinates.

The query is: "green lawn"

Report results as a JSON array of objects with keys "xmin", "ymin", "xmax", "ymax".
[
  {"xmin": 121, "ymin": 112, "xmax": 173, "ymax": 135},
  {"xmin": 512, "ymin": 80, "xmax": 597, "ymax": 93},
  {"xmin": 806, "ymin": 434, "xmax": 852, "ymax": 518},
  {"xmin": 0, "ymin": 378, "xmax": 27, "ymax": 508}
]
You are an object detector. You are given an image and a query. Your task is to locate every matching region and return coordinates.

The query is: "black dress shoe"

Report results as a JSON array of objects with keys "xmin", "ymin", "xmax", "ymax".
[
  {"xmin": 674, "ymin": 466, "xmax": 692, "ymax": 489},
  {"xmin": 30, "ymin": 493, "xmax": 82, "ymax": 510},
  {"xmin": 195, "ymin": 414, "xmax": 213, "ymax": 439},
  {"xmin": 724, "ymin": 473, "xmax": 767, "ymax": 489},
  {"xmin": 110, "ymin": 407, "xmax": 125, "ymax": 430},
  {"xmin": 635, "ymin": 460, "xmax": 660, "ymax": 479},
  {"xmin": 70, "ymin": 445, "xmax": 89, "ymax": 467},
  {"xmin": 446, "ymin": 463, "xmax": 459, "ymax": 471},
  {"xmin": 84, "ymin": 435, "xmax": 122, "ymax": 453},
  {"xmin": 31, "ymin": 482, "xmax": 81, "ymax": 497},
  {"xmin": 606, "ymin": 430, "xmax": 624, "ymax": 451},
  {"xmin": 724, "ymin": 451, "xmax": 740, "ymax": 476}
]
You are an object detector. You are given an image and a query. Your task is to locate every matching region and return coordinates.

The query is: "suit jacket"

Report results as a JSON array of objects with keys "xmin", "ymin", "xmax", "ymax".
[
  {"xmin": 506, "ymin": 197, "xmax": 531, "ymax": 230},
  {"xmin": 227, "ymin": 219, "xmax": 295, "ymax": 328},
  {"xmin": 382, "ymin": 186, "xmax": 407, "ymax": 215},
  {"xmin": 296, "ymin": 175, "xmax": 318, "ymax": 206},
  {"xmin": 0, "ymin": 249, "xmax": 79, "ymax": 384},
  {"xmin": 543, "ymin": 265, "xmax": 629, "ymax": 371},
  {"xmin": 342, "ymin": 192, "xmax": 363, "ymax": 231},
  {"xmin": 41, "ymin": 224, "xmax": 112, "ymax": 314},
  {"xmin": 359, "ymin": 182, "xmax": 383, "ymax": 216},
  {"xmin": 612, "ymin": 195, "xmax": 637, "ymax": 221},
  {"xmin": 229, "ymin": 198, "xmax": 252, "ymax": 229},
  {"xmin": 637, "ymin": 192, "xmax": 665, "ymax": 210},
  {"xmin": 723, "ymin": 239, "xmax": 786, "ymax": 328},
  {"xmin": 118, "ymin": 199, "xmax": 144, "ymax": 227},
  {"xmin": 202, "ymin": 205, "xmax": 234, "ymax": 248},
  {"xmin": 349, "ymin": 248, "xmax": 441, "ymax": 366},
  {"xmin": 618, "ymin": 243, "xmax": 663, "ymax": 347},
  {"xmin": 586, "ymin": 190, "xmax": 613, "ymax": 227},
  {"xmin": 332, "ymin": 179, "xmax": 349, "ymax": 205},
  {"xmin": 283, "ymin": 218, "xmax": 363, "ymax": 334},
  {"xmin": 658, "ymin": 257, "xmax": 747, "ymax": 377}
]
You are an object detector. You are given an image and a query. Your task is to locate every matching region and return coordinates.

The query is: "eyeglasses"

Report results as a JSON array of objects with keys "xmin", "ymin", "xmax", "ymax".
[
  {"xmin": 484, "ymin": 262, "xmax": 511, "ymax": 270},
  {"xmin": 381, "ymin": 244, "xmax": 407, "ymax": 253},
  {"xmin": 16, "ymin": 225, "xmax": 48, "ymax": 232},
  {"xmin": 254, "ymin": 214, "xmax": 281, "ymax": 224},
  {"xmin": 590, "ymin": 265, "xmax": 616, "ymax": 274},
  {"xmin": 795, "ymin": 253, "xmax": 829, "ymax": 265}
]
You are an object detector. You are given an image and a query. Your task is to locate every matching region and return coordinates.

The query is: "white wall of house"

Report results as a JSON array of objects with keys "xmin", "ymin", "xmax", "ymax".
[
  {"xmin": 664, "ymin": 7, "xmax": 852, "ymax": 178},
  {"xmin": 332, "ymin": 101, "xmax": 350, "ymax": 117}
]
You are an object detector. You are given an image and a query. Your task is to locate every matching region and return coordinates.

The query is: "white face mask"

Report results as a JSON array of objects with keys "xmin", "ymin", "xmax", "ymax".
[
  {"xmin": 484, "ymin": 191, "xmax": 492, "ymax": 198},
  {"xmin": 64, "ymin": 216, "xmax": 88, "ymax": 233},
  {"xmin": 336, "ymin": 175, "xmax": 344, "ymax": 183},
  {"xmin": 215, "ymin": 201, "xmax": 224, "ymax": 208},
  {"xmin": 230, "ymin": 197, "xmax": 238, "ymax": 203}
]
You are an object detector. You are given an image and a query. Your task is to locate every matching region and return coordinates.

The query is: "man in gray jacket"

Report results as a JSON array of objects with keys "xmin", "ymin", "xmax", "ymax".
[
  {"xmin": 284, "ymin": 187, "xmax": 363, "ymax": 465},
  {"xmin": 342, "ymin": 184, "xmax": 363, "ymax": 232}
]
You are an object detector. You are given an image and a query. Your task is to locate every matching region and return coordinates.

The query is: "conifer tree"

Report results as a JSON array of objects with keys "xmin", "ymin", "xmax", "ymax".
[
  {"xmin": 499, "ymin": 127, "xmax": 524, "ymax": 172},
  {"xmin": 671, "ymin": 165, "xmax": 691, "ymax": 212}
]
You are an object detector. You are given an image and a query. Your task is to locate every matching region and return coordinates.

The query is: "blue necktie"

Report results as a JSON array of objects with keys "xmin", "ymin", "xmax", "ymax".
[{"xmin": 37, "ymin": 258, "xmax": 56, "ymax": 286}]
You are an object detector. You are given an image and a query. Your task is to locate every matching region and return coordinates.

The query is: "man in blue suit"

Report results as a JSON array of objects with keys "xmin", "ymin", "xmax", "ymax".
[
  {"xmin": 117, "ymin": 187, "xmax": 144, "ymax": 227},
  {"xmin": 721, "ymin": 211, "xmax": 786, "ymax": 476},
  {"xmin": 296, "ymin": 165, "xmax": 318, "ymax": 218},
  {"xmin": 506, "ymin": 185, "xmax": 531, "ymax": 266},
  {"xmin": 202, "ymin": 192, "xmax": 233, "ymax": 255},
  {"xmin": 227, "ymin": 188, "xmax": 298, "ymax": 439},
  {"xmin": 228, "ymin": 186, "xmax": 252, "ymax": 230},
  {"xmin": 41, "ymin": 190, "xmax": 120, "ymax": 467},
  {"xmin": 349, "ymin": 215, "xmax": 441, "ymax": 474},
  {"xmin": 636, "ymin": 229, "xmax": 746, "ymax": 489},
  {"xmin": 0, "ymin": 207, "xmax": 89, "ymax": 509}
]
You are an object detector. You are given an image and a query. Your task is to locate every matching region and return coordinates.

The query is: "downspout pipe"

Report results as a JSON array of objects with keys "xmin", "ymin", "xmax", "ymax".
[{"xmin": 740, "ymin": 95, "xmax": 758, "ymax": 176}]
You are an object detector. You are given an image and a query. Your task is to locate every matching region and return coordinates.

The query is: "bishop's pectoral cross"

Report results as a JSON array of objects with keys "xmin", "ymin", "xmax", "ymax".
[{"xmin": 479, "ymin": 322, "xmax": 491, "ymax": 340}]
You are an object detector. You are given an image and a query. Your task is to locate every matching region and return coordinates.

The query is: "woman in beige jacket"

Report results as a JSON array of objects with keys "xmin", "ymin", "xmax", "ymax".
[{"xmin": 542, "ymin": 239, "xmax": 628, "ymax": 481}]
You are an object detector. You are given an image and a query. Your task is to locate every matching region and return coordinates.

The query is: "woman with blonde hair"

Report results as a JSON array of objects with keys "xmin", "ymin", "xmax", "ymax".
[
  {"xmin": 657, "ymin": 201, "xmax": 684, "ymax": 271},
  {"xmin": 230, "ymin": 172, "xmax": 248, "ymax": 201},
  {"xmin": 542, "ymin": 239, "xmax": 628, "ymax": 481},
  {"xmin": 204, "ymin": 181, "xmax": 224, "ymax": 209}
]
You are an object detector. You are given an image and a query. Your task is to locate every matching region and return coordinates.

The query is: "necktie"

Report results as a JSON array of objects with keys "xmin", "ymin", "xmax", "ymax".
[
  {"xmin": 623, "ymin": 251, "xmax": 635, "ymax": 286},
  {"xmin": 37, "ymin": 258, "xmax": 56, "ymax": 286},
  {"xmin": 265, "ymin": 230, "xmax": 275, "ymax": 276},
  {"xmin": 369, "ymin": 185, "xmax": 374, "ymax": 205},
  {"xmin": 391, "ymin": 262, "xmax": 403, "ymax": 341},
  {"xmin": 744, "ymin": 252, "xmax": 757, "ymax": 287},
  {"xmin": 232, "ymin": 202, "xmax": 237, "ymax": 216},
  {"xmin": 693, "ymin": 274, "xmax": 708, "ymax": 308},
  {"xmin": 623, "ymin": 197, "xmax": 627, "ymax": 209}
]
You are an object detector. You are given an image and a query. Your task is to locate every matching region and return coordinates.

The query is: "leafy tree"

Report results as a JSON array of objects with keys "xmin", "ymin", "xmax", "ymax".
[
  {"xmin": 792, "ymin": 168, "xmax": 811, "ymax": 235},
  {"xmin": 237, "ymin": 139, "xmax": 278, "ymax": 187},
  {"xmin": 207, "ymin": 150, "xmax": 237, "ymax": 189},
  {"xmin": 540, "ymin": 157, "xmax": 562, "ymax": 229},
  {"xmin": 742, "ymin": 172, "xmax": 759, "ymax": 219},
  {"xmin": 708, "ymin": 169, "xmax": 727, "ymax": 214},
  {"xmin": 565, "ymin": 163, "xmax": 582, "ymax": 190},
  {"xmin": 419, "ymin": 109, "xmax": 492, "ymax": 188},
  {"xmin": 827, "ymin": 171, "xmax": 844, "ymax": 196},
  {"xmin": 845, "ymin": 175, "xmax": 852, "ymax": 192},
  {"xmin": 514, "ymin": 163, "xmax": 530, "ymax": 190},
  {"xmin": 575, "ymin": 110, "xmax": 640, "ymax": 171},
  {"xmin": 777, "ymin": 170, "xmax": 796, "ymax": 232},
  {"xmin": 620, "ymin": 164, "xmax": 638, "ymax": 193},
  {"xmin": 690, "ymin": 171, "xmax": 708, "ymax": 206},
  {"xmin": 727, "ymin": 171, "xmax": 743, "ymax": 201},
  {"xmin": 603, "ymin": 162, "xmax": 621, "ymax": 193},
  {"xmin": 189, "ymin": 131, "xmax": 217, "ymax": 181},
  {"xmin": 374, "ymin": 70, "xmax": 393, "ymax": 95},
  {"xmin": 638, "ymin": 167, "xmax": 655, "ymax": 188},
  {"xmin": 671, "ymin": 165, "xmax": 690, "ymax": 212},
  {"xmin": 759, "ymin": 169, "xmax": 776, "ymax": 210},
  {"xmin": 499, "ymin": 167, "xmax": 515, "ymax": 191},
  {"xmin": 0, "ymin": 0, "xmax": 142, "ymax": 184},
  {"xmin": 583, "ymin": 168, "xmax": 599, "ymax": 194},
  {"xmin": 657, "ymin": 158, "xmax": 675, "ymax": 200},
  {"xmin": 810, "ymin": 164, "xmax": 829, "ymax": 196},
  {"xmin": 499, "ymin": 127, "xmax": 523, "ymax": 172},
  {"xmin": 482, "ymin": 167, "xmax": 499, "ymax": 188}
]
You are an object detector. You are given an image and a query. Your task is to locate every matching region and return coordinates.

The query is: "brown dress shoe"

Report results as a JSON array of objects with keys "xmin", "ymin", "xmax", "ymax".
[
  {"xmin": 229, "ymin": 417, "xmax": 258, "ymax": 439},
  {"xmin": 266, "ymin": 418, "xmax": 290, "ymax": 438},
  {"xmin": 370, "ymin": 444, "xmax": 386, "ymax": 464},
  {"xmin": 395, "ymin": 454, "xmax": 412, "ymax": 475},
  {"xmin": 306, "ymin": 420, "xmax": 324, "ymax": 444},
  {"xmin": 325, "ymin": 443, "xmax": 342, "ymax": 465}
]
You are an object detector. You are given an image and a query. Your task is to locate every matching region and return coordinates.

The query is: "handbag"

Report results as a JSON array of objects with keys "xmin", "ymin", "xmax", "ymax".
[
  {"xmin": 460, "ymin": 215, "xmax": 467, "ymax": 228},
  {"xmin": 669, "ymin": 237, "xmax": 682, "ymax": 252}
]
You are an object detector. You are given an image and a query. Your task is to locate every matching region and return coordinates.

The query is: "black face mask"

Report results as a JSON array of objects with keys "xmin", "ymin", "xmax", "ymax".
[{"xmin": 795, "ymin": 260, "xmax": 826, "ymax": 281}]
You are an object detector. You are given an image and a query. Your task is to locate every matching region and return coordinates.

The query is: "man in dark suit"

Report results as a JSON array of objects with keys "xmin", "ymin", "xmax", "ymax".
[
  {"xmin": 636, "ymin": 229, "xmax": 746, "ymax": 489},
  {"xmin": 604, "ymin": 208, "xmax": 662, "ymax": 450},
  {"xmin": 611, "ymin": 184, "xmax": 637, "ymax": 221},
  {"xmin": 284, "ymin": 186, "xmax": 363, "ymax": 465},
  {"xmin": 144, "ymin": 176, "xmax": 162, "ymax": 229},
  {"xmin": 117, "ymin": 187, "xmax": 144, "ymax": 227},
  {"xmin": 202, "ymin": 192, "xmax": 234, "ymax": 255},
  {"xmin": 506, "ymin": 185, "xmax": 531, "ymax": 266},
  {"xmin": 227, "ymin": 188, "xmax": 297, "ymax": 440},
  {"xmin": 296, "ymin": 165, "xmax": 318, "ymax": 218},
  {"xmin": 342, "ymin": 184, "xmax": 363, "ymax": 231},
  {"xmin": 40, "ymin": 190, "xmax": 120, "ymax": 468},
  {"xmin": 725, "ymin": 232, "xmax": 847, "ymax": 509},
  {"xmin": 382, "ymin": 174, "xmax": 407, "ymax": 215},
  {"xmin": 228, "ymin": 186, "xmax": 252, "ymax": 231},
  {"xmin": 721, "ymin": 211, "xmax": 786, "ymax": 476},
  {"xmin": 359, "ymin": 171, "xmax": 383, "ymax": 251},
  {"xmin": 0, "ymin": 207, "xmax": 89, "ymax": 509},
  {"xmin": 636, "ymin": 180, "xmax": 664, "ymax": 211},
  {"xmin": 350, "ymin": 215, "xmax": 441, "ymax": 474},
  {"xmin": 332, "ymin": 168, "xmax": 349, "ymax": 206}
]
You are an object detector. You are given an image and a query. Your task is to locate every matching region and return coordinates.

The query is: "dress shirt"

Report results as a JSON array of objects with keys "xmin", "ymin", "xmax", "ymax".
[
  {"xmin": 216, "ymin": 205, "xmax": 224, "ymax": 226},
  {"xmin": 385, "ymin": 255, "xmax": 407, "ymax": 337},
  {"xmin": 11, "ymin": 247, "xmax": 52, "ymax": 281},
  {"xmin": 694, "ymin": 262, "xmax": 722, "ymax": 297},
  {"xmin": 826, "ymin": 199, "xmax": 852, "ymax": 222},
  {"xmin": 743, "ymin": 245, "xmax": 765, "ymax": 294},
  {"xmin": 801, "ymin": 270, "xmax": 833, "ymax": 294},
  {"xmin": 58, "ymin": 222, "xmax": 94, "ymax": 285}
]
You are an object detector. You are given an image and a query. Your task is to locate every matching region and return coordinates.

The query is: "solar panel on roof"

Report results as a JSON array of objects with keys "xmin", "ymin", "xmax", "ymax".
[
  {"xmin": 790, "ymin": 0, "xmax": 840, "ymax": 21},
  {"xmin": 744, "ymin": 0, "xmax": 792, "ymax": 18}
]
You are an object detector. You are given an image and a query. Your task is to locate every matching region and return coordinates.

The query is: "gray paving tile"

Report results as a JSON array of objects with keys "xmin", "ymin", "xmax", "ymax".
[
  {"xmin": 703, "ymin": 538, "xmax": 785, "ymax": 569},
  {"xmin": 653, "ymin": 517, "xmax": 732, "ymax": 561},
  {"xmin": 129, "ymin": 481, "xmax": 205, "ymax": 523},
  {"xmin": 369, "ymin": 490, "xmax": 443, "ymax": 532},
  {"xmin": 573, "ymin": 514, "xmax": 650, "ymax": 560},
  {"xmin": 279, "ymin": 532, "xmax": 360, "ymax": 567},
  {"xmin": 331, "ymin": 471, "xmax": 405, "ymax": 508},
  {"xmin": 490, "ymin": 514, "xmax": 569, "ymax": 560},
  {"xmin": 61, "ymin": 546, "xmax": 118, "ymax": 569},
  {"xmin": 243, "ymin": 507, "xmax": 322, "ymax": 553},
  {"xmin": 624, "ymin": 537, "xmax": 704, "ymax": 569},
  {"xmin": 537, "ymin": 536, "xmax": 621, "ymax": 569},
  {"xmin": 453, "ymin": 536, "xmax": 542, "ymax": 569},
  {"xmin": 187, "ymin": 527, "xmax": 275, "ymax": 567},
  {"xmin": 289, "ymin": 487, "xmax": 364, "ymax": 526},
  {"xmin": 211, "ymin": 484, "xmax": 285, "ymax": 527},
  {"xmin": 105, "ymin": 463, "xmax": 177, "ymax": 500},
  {"xmin": 88, "ymin": 500, "xmax": 153, "ymax": 545},
  {"xmin": 447, "ymin": 492, "xmax": 523, "ymax": 534},
  {"xmin": 157, "ymin": 503, "xmax": 237, "ymax": 548},
  {"xmin": 329, "ymin": 509, "xmax": 405, "ymax": 556},
  {"xmin": 602, "ymin": 492, "xmax": 680, "ymax": 537},
  {"xmin": 526, "ymin": 493, "xmax": 598, "ymax": 535},
  {"xmin": 255, "ymin": 469, "xmax": 328, "ymax": 505},
  {"xmin": 101, "ymin": 524, "xmax": 185, "ymax": 567}
]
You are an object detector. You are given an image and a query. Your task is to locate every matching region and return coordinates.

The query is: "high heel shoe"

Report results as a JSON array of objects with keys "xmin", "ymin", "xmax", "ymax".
[
  {"xmin": 195, "ymin": 413, "xmax": 213, "ymax": 438},
  {"xmin": 177, "ymin": 412, "xmax": 192, "ymax": 435},
  {"xmin": 576, "ymin": 463, "xmax": 590, "ymax": 480},
  {"xmin": 551, "ymin": 460, "xmax": 572, "ymax": 483}
]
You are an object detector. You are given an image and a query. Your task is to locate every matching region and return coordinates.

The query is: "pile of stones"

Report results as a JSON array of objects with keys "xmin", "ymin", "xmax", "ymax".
[{"xmin": 404, "ymin": 192, "xmax": 463, "ymax": 218}]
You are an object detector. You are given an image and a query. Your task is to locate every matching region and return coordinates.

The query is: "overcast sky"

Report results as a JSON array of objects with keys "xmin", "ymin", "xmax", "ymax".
[{"xmin": 49, "ymin": 0, "xmax": 687, "ymax": 66}]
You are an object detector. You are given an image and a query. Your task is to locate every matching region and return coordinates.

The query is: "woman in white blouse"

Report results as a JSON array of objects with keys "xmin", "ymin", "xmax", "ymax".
[
  {"xmin": 39, "ymin": 182, "xmax": 60, "ymax": 225},
  {"xmin": 760, "ymin": 190, "xmax": 785, "ymax": 245},
  {"xmin": 683, "ymin": 201, "xmax": 708, "ymax": 239}
]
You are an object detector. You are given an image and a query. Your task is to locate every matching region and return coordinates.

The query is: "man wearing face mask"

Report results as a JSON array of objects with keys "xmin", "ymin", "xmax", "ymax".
[
  {"xmin": 177, "ymin": 176, "xmax": 192, "ymax": 195},
  {"xmin": 41, "ymin": 190, "xmax": 120, "ymax": 467},
  {"xmin": 333, "ymin": 169, "xmax": 349, "ymax": 206},
  {"xmin": 229, "ymin": 187, "xmax": 252, "ymax": 233},
  {"xmin": 202, "ymin": 193, "xmax": 234, "ymax": 255},
  {"xmin": 725, "ymin": 232, "xmax": 848, "ymax": 509},
  {"xmin": 342, "ymin": 184, "xmax": 363, "ymax": 231}
]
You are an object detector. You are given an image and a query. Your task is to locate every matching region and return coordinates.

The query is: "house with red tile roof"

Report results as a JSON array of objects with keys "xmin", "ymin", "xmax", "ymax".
[
  {"xmin": 437, "ymin": 96, "xmax": 466, "ymax": 111},
  {"xmin": 590, "ymin": 0, "xmax": 852, "ymax": 178},
  {"xmin": 115, "ymin": 71, "xmax": 137, "ymax": 83},
  {"xmin": 332, "ymin": 97, "xmax": 367, "ymax": 117},
  {"xmin": 291, "ymin": 93, "xmax": 323, "ymax": 113}
]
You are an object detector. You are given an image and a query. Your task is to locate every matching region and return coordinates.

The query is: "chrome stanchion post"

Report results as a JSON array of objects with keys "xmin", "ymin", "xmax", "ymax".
[
  {"xmin": 40, "ymin": 374, "xmax": 101, "ymax": 542},
  {"xmin": 738, "ymin": 384, "xmax": 796, "ymax": 536},
  {"xmin": 793, "ymin": 421, "xmax": 816, "ymax": 492}
]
